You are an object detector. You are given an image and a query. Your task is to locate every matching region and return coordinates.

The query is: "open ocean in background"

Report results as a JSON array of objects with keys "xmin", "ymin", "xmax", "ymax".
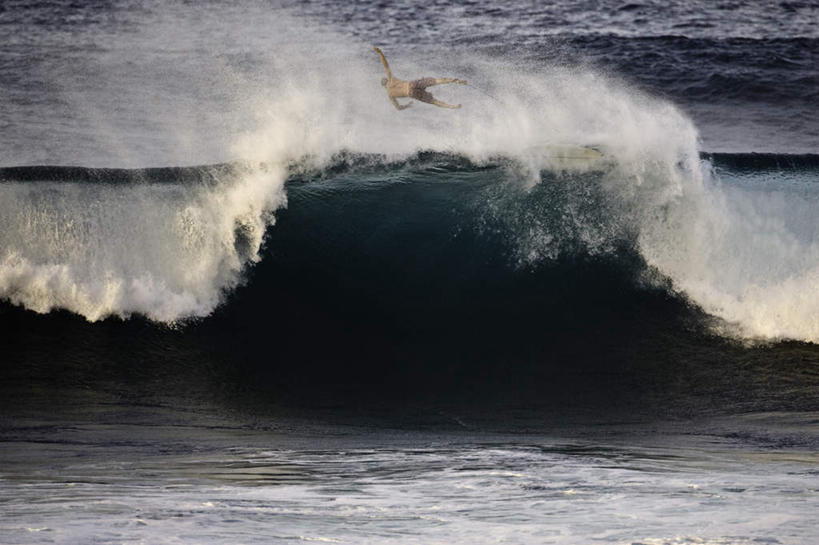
[{"xmin": 1, "ymin": 1, "xmax": 818, "ymax": 543}]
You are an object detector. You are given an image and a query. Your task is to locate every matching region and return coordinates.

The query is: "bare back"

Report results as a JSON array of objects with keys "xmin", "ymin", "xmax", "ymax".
[{"xmin": 386, "ymin": 77, "xmax": 411, "ymax": 99}]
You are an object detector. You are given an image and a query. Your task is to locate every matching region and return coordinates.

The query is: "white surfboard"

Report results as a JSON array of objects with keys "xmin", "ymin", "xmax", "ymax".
[{"xmin": 541, "ymin": 144, "xmax": 612, "ymax": 171}]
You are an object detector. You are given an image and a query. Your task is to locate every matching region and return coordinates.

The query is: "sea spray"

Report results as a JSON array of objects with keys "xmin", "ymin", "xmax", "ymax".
[{"xmin": 637, "ymin": 162, "xmax": 819, "ymax": 341}]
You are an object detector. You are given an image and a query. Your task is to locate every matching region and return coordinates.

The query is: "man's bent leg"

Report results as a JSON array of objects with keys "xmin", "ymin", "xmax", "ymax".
[
  {"xmin": 431, "ymin": 99, "xmax": 461, "ymax": 109},
  {"xmin": 417, "ymin": 77, "xmax": 467, "ymax": 88},
  {"xmin": 413, "ymin": 77, "xmax": 439, "ymax": 89},
  {"xmin": 411, "ymin": 88, "xmax": 461, "ymax": 108}
]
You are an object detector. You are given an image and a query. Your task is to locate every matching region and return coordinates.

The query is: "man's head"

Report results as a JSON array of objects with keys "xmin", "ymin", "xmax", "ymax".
[{"xmin": 381, "ymin": 77, "xmax": 388, "ymax": 87}]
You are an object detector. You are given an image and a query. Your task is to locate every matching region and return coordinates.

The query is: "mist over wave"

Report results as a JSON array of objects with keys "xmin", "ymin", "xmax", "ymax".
[{"xmin": 1, "ymin": 2, "xmax": 818, "ymax": 345}]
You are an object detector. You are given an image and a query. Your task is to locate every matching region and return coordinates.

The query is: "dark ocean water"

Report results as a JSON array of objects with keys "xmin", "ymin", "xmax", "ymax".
[{"xmin": 1, "ymin": 1, "xmax": 818, "ymax": 543}]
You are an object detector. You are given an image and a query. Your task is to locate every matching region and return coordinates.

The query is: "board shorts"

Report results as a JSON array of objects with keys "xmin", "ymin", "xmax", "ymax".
[{"xmin": 409, "ymin": 78, "xmax": 436, "ymax": 101}]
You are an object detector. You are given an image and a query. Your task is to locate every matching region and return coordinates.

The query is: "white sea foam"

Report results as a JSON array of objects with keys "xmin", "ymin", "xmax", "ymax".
[
  {"xmin": 637, "ymin": 169, "xmax": 819, "ymax": 341},
  {"xmin": 0, "ymin": 166, "xmax": 285, "ymax": 322}
]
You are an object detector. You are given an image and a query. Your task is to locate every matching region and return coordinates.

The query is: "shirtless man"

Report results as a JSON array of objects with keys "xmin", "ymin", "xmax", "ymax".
[{"xmin": 374, "ymin": 46, "xmax": 466, "ymax": 110}]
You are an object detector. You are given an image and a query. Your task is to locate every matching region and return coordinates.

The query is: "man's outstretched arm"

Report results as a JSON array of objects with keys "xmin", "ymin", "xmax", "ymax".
[
  {"xmin": 390, "ymin": 97, "xmax": 412, "ymax": 110},
  {"xmin": 373, "ymin": 46, "xmax": 392, "ymax": 78}
]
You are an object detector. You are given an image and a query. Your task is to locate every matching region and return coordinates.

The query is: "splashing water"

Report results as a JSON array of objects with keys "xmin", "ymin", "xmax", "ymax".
[{"xmin": 1, "ymin": 2, "xmax": 818, "ymax": 344}]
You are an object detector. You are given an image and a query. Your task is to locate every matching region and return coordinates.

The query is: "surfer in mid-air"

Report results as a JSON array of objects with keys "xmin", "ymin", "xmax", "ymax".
[{"xmin": 374, "ymin": 46, "xmax": 466, "ymax": 110}]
